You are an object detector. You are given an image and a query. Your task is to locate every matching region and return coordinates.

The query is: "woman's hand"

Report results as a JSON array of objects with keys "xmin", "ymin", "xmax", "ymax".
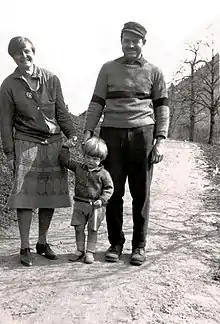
[
  {"xmin": 64, "ymin": 136, "xmax": 77, "ymax": 148},
  {"xmin": 151, "ymin": 137, "xmax": 165, "ymax": 164}
]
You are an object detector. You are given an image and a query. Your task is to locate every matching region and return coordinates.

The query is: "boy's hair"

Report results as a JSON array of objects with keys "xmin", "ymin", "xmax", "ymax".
[
  {"xmin": 8, "ymin": 36, "xmax": 35, "ymax": 57},
  {"xmin": 83, "ymin": 136, "xmax": 108, "ymax": 161}
]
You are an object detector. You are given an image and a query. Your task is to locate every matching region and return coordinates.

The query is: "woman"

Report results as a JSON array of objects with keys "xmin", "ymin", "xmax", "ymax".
[{"xmin": 0, "ymin": 36, "xmax": 77, "ymax": 266}]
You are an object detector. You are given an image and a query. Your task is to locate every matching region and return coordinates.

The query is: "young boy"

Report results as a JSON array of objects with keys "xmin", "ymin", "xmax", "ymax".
[{"xmin": 59, "ymin": 136, "xmax": 114, "ymax": 264}]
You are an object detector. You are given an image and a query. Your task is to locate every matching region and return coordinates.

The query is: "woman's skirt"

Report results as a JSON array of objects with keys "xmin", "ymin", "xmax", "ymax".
[{"xmin": 7, "ymin": 139, "xmax": 71, "ymax": 209}]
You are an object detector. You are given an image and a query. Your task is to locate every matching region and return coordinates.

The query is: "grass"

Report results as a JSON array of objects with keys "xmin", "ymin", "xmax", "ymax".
[{"xmin": 197, "ymin": 142, "xmax": 220, "ymax": 281}]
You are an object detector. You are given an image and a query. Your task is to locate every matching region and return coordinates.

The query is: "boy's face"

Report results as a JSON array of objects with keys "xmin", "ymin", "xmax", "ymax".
[{"xmin": 84, "ymin": 154, "xmax": 101, "ymax": 169}]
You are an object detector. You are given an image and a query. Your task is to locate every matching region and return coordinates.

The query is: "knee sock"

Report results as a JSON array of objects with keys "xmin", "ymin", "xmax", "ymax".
[
  {"xmin": 38, "ymin": 208, "xmax": 54, "ymax": 244},
  {"xmin": 87, "ymin": 226, "xmax": 98, "ymax": 253},
  {"xmin": 17, "ymin": 208, "xmax": 33, "ymax": 250},
  {"xmin": 75, "ymin": 225, "xmax": 86, "ymax": 252}
]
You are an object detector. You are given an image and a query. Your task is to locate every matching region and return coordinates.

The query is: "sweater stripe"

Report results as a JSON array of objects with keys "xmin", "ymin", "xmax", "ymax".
[
  {"xmin": 91, "ymin": 94, "xmax": 106, "ymax": 108},
  {"xmin": 106, "ymin": 91, "xmax": 152, "ymax": 100},
  {"xmin": 153, "ymin": 97, "xmax": 168, "ymax": 108}
]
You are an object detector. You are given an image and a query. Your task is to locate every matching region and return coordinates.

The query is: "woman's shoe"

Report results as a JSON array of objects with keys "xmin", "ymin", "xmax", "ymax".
[
  {"xmin": 20, "ymin": 248, "xmax": 33, "ymax": 266},
  {"xmin": 36, "ymin": 243, "xmax": 58, "ymax": 260}
]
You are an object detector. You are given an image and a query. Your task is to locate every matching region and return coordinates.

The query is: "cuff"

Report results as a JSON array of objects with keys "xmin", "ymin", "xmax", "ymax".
[
  {"xmin": 99, "ymin": 197, "xmax": 107, "ymax": 206},
  {"xmin": 6, "ymin": 153, "xmax": 15, "ymax": 161},
  {"xmin": 155, "ymin": 135, "xmax": 166, "ymax": 139}
]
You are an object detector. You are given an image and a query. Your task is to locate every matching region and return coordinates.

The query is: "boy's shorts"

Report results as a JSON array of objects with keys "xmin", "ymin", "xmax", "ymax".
[{"xmin": 71, "ymin": 201, "xmax": 106, "ymax": 231}]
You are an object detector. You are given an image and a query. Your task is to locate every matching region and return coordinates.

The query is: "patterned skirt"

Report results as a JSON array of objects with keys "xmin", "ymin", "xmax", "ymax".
[{"xmin": 7, "ymin": 139, "xmax": 71, "ymax": 209}]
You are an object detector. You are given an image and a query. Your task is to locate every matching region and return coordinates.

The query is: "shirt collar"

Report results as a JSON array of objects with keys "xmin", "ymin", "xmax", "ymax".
[
  {"xmin": 82, "ymin": 163, "xmax": 103, "ymax": 172},
  {"xmin": 115, "ymin": 55, "xmax": 146, "ymax": 66},
  {"xmin": 12, "ymin": 65, "xmax": 43, "ymax": 82}
]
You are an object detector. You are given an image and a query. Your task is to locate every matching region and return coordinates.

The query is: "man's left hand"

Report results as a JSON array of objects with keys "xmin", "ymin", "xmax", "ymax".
[
  {"xmin": 93, "ymin": 199, "xmax": 102, "ymax": 208},
  {"xmin": 151, "ymin": 138, "xmax": 165, "ymax": 164}
]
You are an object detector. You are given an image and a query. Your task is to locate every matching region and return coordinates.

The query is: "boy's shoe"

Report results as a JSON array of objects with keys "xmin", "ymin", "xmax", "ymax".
[
  {"xmin": 68, "ymin": 250, "xmax": 84, "ymax": 262},
  {"xmin": 20, "ymin": 248, "xmax": 33, "ymax": 267},
  {"xmin": 105, "ymin": 245, "xmax": 123, "ymax": 262},
  {"xmin": 84, "ymin": 252, "xmax": 95, "ymax": 264},
  {"xmin": 130, "ymin": 248, "xmax": 146, "ymax": 266}
]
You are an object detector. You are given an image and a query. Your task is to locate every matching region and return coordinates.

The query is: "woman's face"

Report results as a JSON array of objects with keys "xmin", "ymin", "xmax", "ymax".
[{"xmin": 13, "ymin": 42, "xmax": 35, "ymax": 71}]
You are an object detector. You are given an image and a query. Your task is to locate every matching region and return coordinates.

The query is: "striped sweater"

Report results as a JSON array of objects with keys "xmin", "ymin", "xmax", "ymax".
[{"xmin": 84, "ymin": 56, "xmax": 169, "ymax": 138}]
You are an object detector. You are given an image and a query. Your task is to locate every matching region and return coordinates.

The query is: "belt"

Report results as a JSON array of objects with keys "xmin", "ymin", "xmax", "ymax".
[{"xmin": 73, "ymin": 197, "xmax": 94, "ymax": 205}]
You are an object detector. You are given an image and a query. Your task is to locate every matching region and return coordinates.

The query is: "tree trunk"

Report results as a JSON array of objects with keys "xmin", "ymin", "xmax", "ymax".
[
  {"xmin": 189, "ymin": 113, "xmax": 195, "ymax": 141},
  {"xmin": 208, "ymin": 112, "xmax": 215, "ymax": 144},
  {"xmin": 208, "ymin": 54, "xmax": 216, "ymax": 145},
  {"xmin": 189, "ymin": 66, "xmax": 195, "ymax": 142}
]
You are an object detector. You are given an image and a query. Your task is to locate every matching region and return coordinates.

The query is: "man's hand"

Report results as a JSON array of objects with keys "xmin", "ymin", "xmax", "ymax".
[
  {"xmin": 151, "ymin": 137, "xmax": 165, "ymax": 164},
  {"xmin": 93, "ymin": 199, "xmax": 102, "ymax": 208},
  {"xmin": 7, "ymin": 159, "xmax": 15, "ymax": 171},
  {"xmin": 83, "ymin": 130, "xmax": 92, "ymax": 145}
]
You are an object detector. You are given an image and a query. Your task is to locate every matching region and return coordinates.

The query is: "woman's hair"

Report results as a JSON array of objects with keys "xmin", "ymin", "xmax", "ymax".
[
  {"xmin": 8, "ymin": 36, "xmax": 35, "ymax": 57},
  {"xmin": 83, "ymin": 136, "xmax": 108, "ymax": 161}
]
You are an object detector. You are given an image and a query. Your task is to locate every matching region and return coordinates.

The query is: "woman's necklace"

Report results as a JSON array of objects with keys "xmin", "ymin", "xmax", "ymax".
[{"xmin": 23, "ymin": 75, "xmax": 39, "ymax": 91}]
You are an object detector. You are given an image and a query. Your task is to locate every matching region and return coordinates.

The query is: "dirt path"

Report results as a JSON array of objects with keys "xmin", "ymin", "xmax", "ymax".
[{"xmin": 0, "ymin": 139, "xmax": 220, "ymax": 324}]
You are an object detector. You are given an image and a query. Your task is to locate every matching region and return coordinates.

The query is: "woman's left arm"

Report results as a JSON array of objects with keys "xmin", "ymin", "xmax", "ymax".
[{"xmin": 55, "ymin": 76, "xmax": 77, "ymax": 139}]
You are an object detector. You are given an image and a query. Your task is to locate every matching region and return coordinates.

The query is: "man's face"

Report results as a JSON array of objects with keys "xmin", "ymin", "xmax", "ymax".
[
  {"xmin": 121, "ymin": 31, "xmax": 145, "ymax": 60},
  {"xmin": 13, "ymin": 42, "xmax": 34, "ymax": 71}
]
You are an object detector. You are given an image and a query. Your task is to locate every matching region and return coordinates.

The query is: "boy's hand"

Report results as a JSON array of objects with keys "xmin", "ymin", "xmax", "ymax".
[
  {"xmin": 64, "ymin": 136, "xmax": 77, "ymax": 148},
  {"xmin": 93, "ymin": 199, "xmax": 102, "ymax": 208}
]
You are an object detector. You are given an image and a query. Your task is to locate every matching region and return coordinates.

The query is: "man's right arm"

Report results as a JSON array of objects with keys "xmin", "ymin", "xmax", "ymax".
[{"xmin": 83, "ymin": 63, "xmax": 108, "ymax": 142}]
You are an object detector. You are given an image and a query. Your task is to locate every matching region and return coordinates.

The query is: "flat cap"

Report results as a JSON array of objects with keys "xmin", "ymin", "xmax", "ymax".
[{"xmin": 121, "ymin": 21, "xmax": 147, "ymax": 39}]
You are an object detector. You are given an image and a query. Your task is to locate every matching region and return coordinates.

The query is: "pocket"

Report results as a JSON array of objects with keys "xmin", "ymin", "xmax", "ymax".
[
  {"xmin": 130, "ymin": 125, "xmax": 155, "ymax": 149},
  {"xmin": 100, "ymin": 127, "xmax": 122, "ymax": 148}
]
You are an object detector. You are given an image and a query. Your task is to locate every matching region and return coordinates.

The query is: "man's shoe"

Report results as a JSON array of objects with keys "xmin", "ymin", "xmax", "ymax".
[
  {"xmin": 20, "ymin": 248, "xmax": 33, "ymax": 267},
  {"xmin": 36, "ymin": 243, "xmax": 58, "ymax": 260},
  {"xmin": 105, "ymin": 245, "xmax": 123, "ymax": 262},
  {"xmin": 130, "ymin": 248, "xmax": 146, "ymax": 266}
]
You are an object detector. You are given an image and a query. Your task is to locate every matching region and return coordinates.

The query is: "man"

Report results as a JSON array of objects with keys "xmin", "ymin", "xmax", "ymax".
[{"xmin": 83, "ymin": 22, "xmax": 169, "ymax": 266}]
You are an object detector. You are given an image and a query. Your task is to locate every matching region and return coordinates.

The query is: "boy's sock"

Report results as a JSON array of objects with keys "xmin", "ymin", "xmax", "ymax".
[
  {"xmin": 68, "ymin": 225, "xmax": 86, "ymax": 262},
  {"xmin": 87, "ymin": 227, "xmax": 97, "ymax": 253},
  {"xmin": 75, "ymin": 225, "xmax": 86, "ymax": 252}
]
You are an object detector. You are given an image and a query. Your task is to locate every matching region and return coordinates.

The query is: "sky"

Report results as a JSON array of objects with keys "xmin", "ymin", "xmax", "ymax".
[{"xmin": 0, "ymin": 0, "xmax": 220, "ymax": 115}]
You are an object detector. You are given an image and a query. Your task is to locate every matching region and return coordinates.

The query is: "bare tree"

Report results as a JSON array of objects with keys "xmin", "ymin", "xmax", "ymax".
[
  {"xmin": 168, "ymin": 81, "xmax": 190, "ymax": 138},
  {"xmin": 183, "ymin": 41, "xmax": 205, "ymax": 141},
  {"xmin": 168, "ymin": 40, "xmax": 218, "ymax": 143},
  {"xmin": 168, "ymin": 43, "xmax": 205, "ymax": 141},
  {"xmin": 196, "ymin": 46, "xmax": 220, "ymax": 144}
]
